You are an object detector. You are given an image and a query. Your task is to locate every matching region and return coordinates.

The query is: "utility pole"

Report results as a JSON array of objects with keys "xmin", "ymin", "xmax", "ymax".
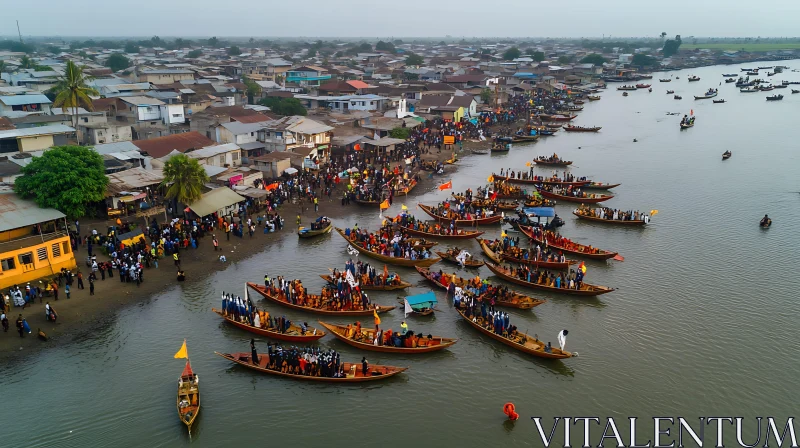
[{"xmin": 17, "ymin": 20, "xmax": 23, "ymax": 43}]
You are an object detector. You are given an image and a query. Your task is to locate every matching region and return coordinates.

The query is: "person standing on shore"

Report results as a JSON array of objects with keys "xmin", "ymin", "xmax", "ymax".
[
  {"xmin": 1, "ymin": 312, "xmax": 8, "ymax": 332},
  {"xmin": 173, "ymin": 253, "xmax": 180, "ymax": 268},
  {"xmin": 16, "ymin": 314, "xmax": 24, "ymax": 337},
  {"xmin": 65, "ymin": 284, "xmax": 71, "ymax": 299},
  {"xmin": 89, "ymin": 276, "xmax": 95, "ymax": 296},
  {"xmin": 213, "ymin": 236, "xmax": 219, "ymax": 251},
  {"xmin": 77, "ymin": 273, "xmax": 84, "ymax": 290}
]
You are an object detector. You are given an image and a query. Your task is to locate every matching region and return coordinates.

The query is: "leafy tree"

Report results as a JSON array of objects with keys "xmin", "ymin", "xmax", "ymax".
[
  {"xmin": 208, "ymin": 36, "xmax": 220, "ymax": 48},
  {"xmin": 34, "ymin": 65, "xmax": 54, "ymax": 71},
  {"xmin": 307, "ymin": 48, "xmax": 317, "ymax": 58},
  {"xmin": 173, "ymin": 38, "xmax": 189, "ymax": 49},
  {"xmin": 161, "ymin": 154, "xmax": 209, "ymax": 206},
  {"xmin": 13, "ymin": 146, "xmax": 108, "ymax": 219},
  {"xmin": 335, "ymin": 51, "xmax": 344, "ymax": 57},
  {"xmin": 375, "ymin": 40, "xmax": 396, "ymax": 53},
  {"xmin": 106, "ymin": 53, "xmax": 130, "ymax": 72},
  {"xmin": 19, "ymin": 55, "xmax": 35, "ymax": 69},
  {"xmin": 150, "ymin": 36, "xmax": 163, "ymax": 46},
  {"xmin": 227, "ymin": 46, "xmax": 241, "ymax": 56},
  {"xmin": 480, "ymin": 88, "xmax": 493, "ymax": 104},
  {"xmin": 124, "ymin": 42, "xmax": 140, "ymax": 53},
  {"xmin": 46, "ymin": 45, "xmax": 62, "ymax": 55},
  {"xmin": 358, "ymin": 42, "xmax": 372, "ymax": 52},
  {"xmin": 663, "ymin": 35, "xmax": 682, "ymax": 57},
  {"xmin": 502, "ymin": 47, "xmax": 521, "ymax": 60},
  {"xmin": 405, "ymin": 53, "xmax": 424, "ymax": 66},
  {"xmin": 660, "ymin": 32, "xmax": 667, "ymax": 40},
  {"xmin": 51, "ymin": 60, "xmax": 99, "ymax": 128},
  {"xmin": 580, "ymin": 53, "xmax": 606, "ymax": 65},
  {"xmin": 393, "ymin": 39, "xmax": 404, "ymax": 45},
  {"xmin": 257, "ymin": 97, "xmax": 307, "ymax": 116},
  {"xmin": 0, "ymin": 39, "xmax": 34, "ymax": 53},
  {"xmin": 187, "ymin": 49, "xmax": 203, "ymax": 58},
  {"xmin": 557, "ymin": 55, "xmax": 574, "ymax": 64},
  {"xmin": 632, "ymin": 54, "xmax": 657, "ymax": 66},
  {"xmin": 242, "ymin": 76, "xmax": 262, "ymax": 104},
  {"xmin": 0, "ymin": 60, "xmax": 5, "ymax": 75},
  {"xmin": 389, "ymin": 127, "xmax": 411, "ymax": 140}
]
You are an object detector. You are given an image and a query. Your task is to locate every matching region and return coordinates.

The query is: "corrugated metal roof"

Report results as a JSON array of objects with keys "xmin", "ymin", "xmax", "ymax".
[
  {"xmin": 106, "ymin": 167, "xmax": 164, "ymax": 189},
  {"xmin": 186, "ymin": 143, "xmax": 240, "ymax": 159},
  {"xmin": 0, "ymin": 125, "xmax": 75, "ymax": 139},
  {"xmin": 0, "ymin": 94, "xmax": 52, "ymax": 106},
  {"xmin": 92, "ymin": 141, "xmax": 140, "ymax": 155},
  {"xmin": 220, "ymin": 121, "xmax": 268, "ymax": 135},
  {"xmin": 188, "ymin": 187, "xmax": 245, "ymax": 217},
  {"xmin": 0, "ymin": 192, "xmax": 65, "ymax": 232},
  {"xmin": 119, "ymin": 96, "xmax": 165, "ymax": 106}
]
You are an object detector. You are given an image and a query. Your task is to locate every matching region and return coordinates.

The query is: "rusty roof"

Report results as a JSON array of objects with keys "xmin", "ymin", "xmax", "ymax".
[{"xmin": 131, "ymin": 132, "xmax": 215, "ymax": 158}]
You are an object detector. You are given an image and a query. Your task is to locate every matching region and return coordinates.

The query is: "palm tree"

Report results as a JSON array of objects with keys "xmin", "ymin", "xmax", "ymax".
[
  {"xmin": 161, "ymin": 154, "xmax": 209, "ymax": 208},
  {"xmin": 51, "ymin": 60, "xmax": 99, "ymax": 129},
  {"xmin": 19, "ymin": 55, "xmax": 35, "ymax": 69}
]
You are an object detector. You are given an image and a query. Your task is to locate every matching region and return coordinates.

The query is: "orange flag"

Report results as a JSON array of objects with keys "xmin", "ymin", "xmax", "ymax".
[
  {"xmin": 438, "ymin": 180, "xmax": 452, "ymax": 191},
  {"xmin": 380, "ymin": 199, "xmax": 390, "ymax": 210},
  {"xmin": 373, "ymin": 308, "xmax": 381, "ymax": 326}
]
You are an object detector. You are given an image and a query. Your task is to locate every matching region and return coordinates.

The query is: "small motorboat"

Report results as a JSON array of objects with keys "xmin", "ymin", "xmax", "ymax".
[
  {"xmin": 666, "ymin": 90, "xmax": 675, "ymax": 94},
  {"xmin": 688, "ymin": 76, "xmax": 700, "ymax": 82},
  {"xmin": 725, "ymin": 78, "xmax": 736, "ymax": 83},
  {"xmin": 766, "ymin": 94, "xmax": 784, "ymax": 101},
  {"xmin": 713, "ymin": 99, "xmax": 726, "ymax": 104},
  {"xmin": 635, "ymin": 83, "xmax": 651, "ymax": 89},
  {"xmin": 648, "ymin": 88, "xmax": 652, "ymax": 92},
  {"xmin": 792, "ymin": 89, "xmax": 800, "ymax": 94},
  {"xmin": 722, "ymin": 73, "xmax": 737, "ymax": 77},
  {"xmin": 740, "ymin": 87, "xmax": 758, "ymax": 93},
  {"xmin": 659, "ymin": 78, "xmax": 672, "ymax": 82},
  {"xmin": 674, "ymin": 95, "xmax": 682, "ymax": 100},
  {"xmin": 722, "ymin": 151, "xmax": 731, "ymax": 160},
  {"xmin": 759, "ymin": 215, "xmax": 772, "ymax": 228},
  {"xmin": 622, "ymin": 92, "xmax": 629, "ymax": 96}
]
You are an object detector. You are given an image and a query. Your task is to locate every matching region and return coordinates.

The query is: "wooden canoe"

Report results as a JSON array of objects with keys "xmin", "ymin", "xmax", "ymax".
[
  {"xmin": 415, "ymin": 267, "xmax": 545, "ymax": 309},
  {"xmin": 537, "ymin": 188, "xmax": 613, "ymax": 204},
  {"xmin": 455, "ymin": 308, "xmax": 572, "ymax": 359},
  {"xmin": 519, "ymin": 225, "xmax": 618, "ymax": 260},
  {"xmin": 215, "ymin": 352, "xmax": 408, "ymax": 382},
  {"xmin": 177, "ymin": 360, "xmax": 200, "ymax": 434},
  {"xmin": 435, "ymin": 251, "xmax": 485, "ymax": 268},
  {"xmin": 418, "ymin": 204, "xmax": 503, "ymax": 226},
  {"xmin": 399, "ymin": 225, "xmax": 484, "ymax": 240},
  {"xmin": 354, "ymin": 198, "xmax": 382, "ymax": 206},
  {"xmin": 394, "ymin": 179, "xmax": 418, "ymax": 196},
  {"xmin": 318, "ymin": 321, "xmax": 457, "ymax": 353},
  {"xmin": 500, "ymin": 254, "xmax": 575, "ymax": 270},
  {"xmin": 534, "ymin": 159, "xmax": 572, "ymax": 166},
  {"xmin": 493, "ymin": 174, "xmax": 590, "ymax": 187},
  {"xmin": 464, "ymin": 199, "xmax": 519, "ymax": 210},
  {"xmin": 485, "ymin": 262, "xmax": 615, "ymax": 296},
  {"xmin": 319, "ymin": 274, "xmax": 411, "ymax": 291},
  {"xmin": 583, "ymin": 182, "xmax": 620, "ymax": 190},
  {"xmin": 246, "ymin": 282, "xmax": 396, "ymax": 316},
  {"xmin": 335, "ymin": 227, "xmax": 441, "ymax": 267},
  {"xmin": 212, "ymin": 308, "xmax": 326, "ymax": 342},
  {"xmin": 297, "ymin": 222, "xmax": 333, "ymax": 238},
  {"xmin": 563, "ymin": 126, "xmax": 602, "ymax": 132},
  {"xmin": 572, "ymin": 211, "xmax": 647, "ymax": 226},
  {"xmin": 477, "ymin": 238, "xmax": 503, "ymax": 264}
]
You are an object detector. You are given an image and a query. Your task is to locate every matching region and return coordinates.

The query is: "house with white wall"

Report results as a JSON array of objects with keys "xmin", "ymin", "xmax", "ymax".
[{"xmin": 186, "ymin": 143, "xmax": 242, "ymax": 167}]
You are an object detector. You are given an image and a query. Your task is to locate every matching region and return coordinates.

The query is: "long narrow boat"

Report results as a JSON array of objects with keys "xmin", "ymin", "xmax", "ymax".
[
  {"xmin": 399, "ymin": 225, "xmax": 484, "ymax": 240},
  {"xmin": 417, "ymin": 204, "xmax": 503, "ymax": 226},
  {"xmin": 537, "ymin": 188, "xmax": 613, "ymax": 204},
  {"xmin": 533, "ymin": 158, "xmax": 572, "ymax": 167},
  {"xmin": 519, "ymin": 225, "xmax": 618, "ymax": 260},
  {"xmin": 394, "ymin": 179, "xmax": 418, "ymax": 196},
  {"xmin": 477, "ymin": 238, "xmax": 503, "ymax": 264},
  {"xmin": 177, "ymin": 360, "xmax": 200, "ymax": 434},
  {"xmin": 353, "ymin": 197, "xmax": 382, "ymax": 206},
  {"xmin": 318, "ymin": 321, "xmax": 458, "ymax": 353},
  {"xmin": 582, "ymin": 182, "xmax": 620, "ymax": 190},
  {"xmin": 467, "ymin": 199, "xmax": 519, "ymax": 210},
  {"xmin": 415, "ymin": 267, "xmax": 545, "ymax": 309},
  {"xmin": 539, "ymin": 114, "xmax": 577, "ymax": 121},
  {"xmin": 493, "ymin": 174, "xmax": 590, "ymax": 187},
  {"xmin": 485, "ymin": 262, "xmax": 615, "ymax": 296},
  {"xmin": 212, "ymin": 308, "xmax": 326, "ymax": 342},
  {"xmin": 334, "ymin": 227, "xmax": 441, "ymax": 267},
  {"xmin": 319, "ymin": 274, "xmax": 411, "ymax": 291},
  {"xmin": 215, "ymin": 352, "xmax": 408, "ymax": 382},
  {"xmin": 572, "ymin": 211, "xmax": 647, "ymax": 226},
  {"xmin": 297, "ymin": 222, "xmax": 333, "ymax": 238},
  {"xmin": 563, "ymin": 125, "xmax": 602, "ymax": 132},
  {"xmin": 435, "ymin": 251, "xmax": 485, "ymax": 268},
  {"xmin": 500, "ymin": 253, "xmax": 575, "ymax": 270},
  {"xmin": 246, "ymin": 282, "xmax": 395, "ymax": 316},
  {"xmin": 455, "ymin": 308, "xmax": 572, "ymax": 359}
]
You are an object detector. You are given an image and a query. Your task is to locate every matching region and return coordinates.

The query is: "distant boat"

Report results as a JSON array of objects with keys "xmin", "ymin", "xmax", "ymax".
[
  {"xmin": 666, "ymin": 90, "xmax": 674, "ymax": 94},
  {"xmin": 688, "ymin": 76, "xmax": 700, "ymax": 82},
  {"xmin": 766, "ymin": 94, "xmax": 784, "ymax": 101},
  {"xmin": 674, "ymin": 95, "xmax": 682, "ymax": 100},
  {"xmin": 694, "ymin": 89, "xmax": 718, "ymax": 100},
  {"xmin": 713, "ymin": 99, "xmax": 726, "ymax": 104},
  {"xmin": 659, "ymin": 78, "xmax": 672, "ymax": 82},
  {"xmin": 722, "ymin": 73, "xmax": 737, "ymax": 77},
  {"xmin": 722, "ymin": 151, "xmax": 732, "ymax": 160}
]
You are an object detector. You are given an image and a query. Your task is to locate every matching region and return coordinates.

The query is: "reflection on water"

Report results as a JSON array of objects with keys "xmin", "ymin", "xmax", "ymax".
[{"xmin": 4, "ymin": 61, "xmax": 800, "ymax": 447}]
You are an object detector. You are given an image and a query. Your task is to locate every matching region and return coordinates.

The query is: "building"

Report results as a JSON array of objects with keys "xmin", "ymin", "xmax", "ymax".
[
  {"xmin": 252, "ymin": 152, "xmax": 292, "ymax": 178},
  {"xmin": 78, "ymin": 122, "xmax": 133, "ymax": 145},
  {"xmin": 261, "ymin": 116, "xmax": 333, "ymax": 157},
  {"xmin": 0, "ymin": 94, "xmax": 53, "ymax": 115},
  {"xmin": 187, "ymin": 187, "xmax": 246, "ymax": 218},
  {"xmin": 0, "ymin": 125, "xmax": 76, "ymax": 153},
  {"xmin": 186, "ymin": 143, "xmax": 242, "ymax": 167},
  {"xmin": 131, "ymin": 131, "xmax": 215, "ymax": 158},
  {"xmin": 285, "ymin": 66, "xmax": 332, "ymax": 87},
  {"xmin": 294, "ymin": 94, "xmax": 388, "ymax": 113},
  {"xmin": 0, "ymin": 192, "xmax": 76, "ymax": 290},
  {"xmin": 136, "ymin": 69, "xmax": 195, "ymax": 84}
]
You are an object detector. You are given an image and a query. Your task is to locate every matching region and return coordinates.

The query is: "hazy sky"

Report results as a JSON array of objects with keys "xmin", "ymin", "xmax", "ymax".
[{"xmin": 5, "ymin": 0, "xmax": 800, "ymax": 39}]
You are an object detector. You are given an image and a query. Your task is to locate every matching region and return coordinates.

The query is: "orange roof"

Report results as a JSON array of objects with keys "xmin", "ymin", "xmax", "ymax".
[
  {"xmin": 232, "ymin": 113, "xmax": 276, "ymax": 123},
  {"xmin": 132, "ymin": 132, "xmax": 216, "ymax": 158},
  {"xmin": 346, "ymin": 80, "xmax": 373, "ymax": 90}
]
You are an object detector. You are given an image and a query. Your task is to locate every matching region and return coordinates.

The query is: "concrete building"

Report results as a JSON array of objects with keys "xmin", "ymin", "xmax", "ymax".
[
  {"xmin": 186, "ymin": 143, "xmax": 242, "ymax": 167},
  {"xmin": 137, "ymin": 69, "xmax": 195, "ymax": 84},
  {"xmin": 0, "ymin": 94, "xmax": 52, "ymax": 115},
  {"xmin": 0, "ymin": 125, "xmax": 76, "ymax": 153}
]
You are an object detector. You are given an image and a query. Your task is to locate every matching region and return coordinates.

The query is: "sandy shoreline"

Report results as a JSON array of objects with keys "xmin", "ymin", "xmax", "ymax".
[{"xmin": 0, "ymin": 141, "xmax": 490, "ymax": 362}]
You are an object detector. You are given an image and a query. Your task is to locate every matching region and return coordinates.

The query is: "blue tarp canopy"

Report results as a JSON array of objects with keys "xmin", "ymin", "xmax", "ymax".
[
  {"xmin": 523, "ymin": 207, "xmax": 555, "ymax": 217},
  {"xmin": 405, "ymin": 291, "xmax": 437, "ymax": 307}
]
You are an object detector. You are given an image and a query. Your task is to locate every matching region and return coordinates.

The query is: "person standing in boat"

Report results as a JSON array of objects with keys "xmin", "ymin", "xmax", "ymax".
[
  {"xmin": 361, "ymin": 356, "xmax": 369, "ymax": 376},
  {"xmin": 250, "ymin": 339, "xmax": 259, "ymax": 365}
]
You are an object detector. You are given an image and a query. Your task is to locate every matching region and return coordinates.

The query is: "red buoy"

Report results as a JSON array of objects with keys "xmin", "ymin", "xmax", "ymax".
[{"xmin": 503, "ymin": 402, "xmax": 519, "ymax": 421}]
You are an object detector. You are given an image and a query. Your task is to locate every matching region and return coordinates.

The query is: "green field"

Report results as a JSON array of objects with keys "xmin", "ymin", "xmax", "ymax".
[{"xmin": 681, "ymin": 42, "xmax": 800, "ymax": 51}]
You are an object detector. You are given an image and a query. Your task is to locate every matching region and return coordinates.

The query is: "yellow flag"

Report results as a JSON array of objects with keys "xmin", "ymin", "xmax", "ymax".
[
  {"xmin": 174, "ymin": 339, "xmax": 188, "ymax": 359},
  {"xmin": 525, "ymin": 162, "xmax": 532, "ymax": 167},
  {"xmin": 401, "ymin": 204, "xmax": 408, "ymax": 210},
  {"xmin": 380, "ymin": 199, "xmax": 390, "ymax": 210},
  {"xmin": 487, "ymin": 174, "xmax": 495, "ymax": 182},
  {"xmin": 501, "ymin": 231, "xmax": 507, "ymax": 237},
  {"xmin": 650, "ymin": 210, "xmax": 659, "ymax": 216},
  {"xmin": 373, "ymin": 308, "xmax": 381, "ymax": 325}
]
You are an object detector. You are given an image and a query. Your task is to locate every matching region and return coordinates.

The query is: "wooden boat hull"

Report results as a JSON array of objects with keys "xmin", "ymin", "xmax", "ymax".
[
  {"xmin": 247, "ymin": 282, "xmax": 396, "ymax": 316},
  {"xmin": 680, "ymin": 123, "xmax": 694, "ymax": 129},
  {"xmin": 216, "ymin": 352, "xmax": 408, "ymax": 382},
  {"xmin": 399, "ymin": 225, "xmax": 484, "ymax": 240},
  {"xmin": 319, "ymin": 274, "xmax": 411, "ymax": 291},
  {"xmin": 354, "ymin": 198, "xmax": 381, "ymax": 206},
  {"xmin": 572, "ymin": 211, "xmax": 646, "ymax": 226},
  {"xmin": 485, "ymin": 262, "xmax": 614, "ymax": 296},
  {"xmin": 417, "ymin": 204, "xmax": 503, "ymax": 226},
  {"xmin": 456, "ymin": 308, "xmax": 571, "ymax": 359},
  {"xmin": 519, "ymin": 225, "xmax": 618, "ymax": 260},
  {"xmin": 213, "ymin": 308, "xmax": 326, "ymax": 341},
  {"xmin": 534, "ymin": 160, "xmax": 572, "ymax": 166},
  {"xmin": 435, "ymin": 252, "xmax": 485, "ymax": 268},
  {"xmin": 477, "ymin": 238, "xmax": 503, "ymax": 264},
  {"xmin": 563, "ymin": 127, "xmax": 602, "ymax": 132},
  {"xmin": 415, "ymin": 267, "xmax": 544, "ymax": 309},
  {"xmin": 722, "ymin": 153, "xmax": 731, "ymax": 160},
  {"xmin": 493, "ymin": 175, "xmax": 589, "ymax": 187},
  {"xmin": 335, "ymin": 227, "xmax": 441, "ymax": 267},
  {"xmin": 537, "ymin": 189, "xmax": 613, "ymax": 204},
  {"xmin": 394, "ymin": 179, "xmax": 418, "ymax": 196},
  {"xmin": 583, "ymin": 183, "xmax": 620, "ymax": 190},
  {"xmin": 177, "ymin": 361, "xmax": 199, "ymax": 434},
  {"xmin": 318, "ymin": 321, "xmax": 457, "ymax": 353},
  {"xmin": 500, "ymin": 254, "xmax": 574, "ymax": 270},
  {"xmin": 297, "ymin": 223, "xmax": 333, "ymax": 238}
]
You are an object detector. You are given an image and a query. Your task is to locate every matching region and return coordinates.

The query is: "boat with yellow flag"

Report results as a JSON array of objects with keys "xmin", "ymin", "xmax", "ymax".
[{"xmin": 175, "ymin": 339, "xmax": 200, "ymax": 436}]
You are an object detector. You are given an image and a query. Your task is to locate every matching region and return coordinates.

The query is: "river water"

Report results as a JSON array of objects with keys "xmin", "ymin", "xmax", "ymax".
[{"xmin": 4, "ymin": 61, "xmax": 800, "ymax": 447}]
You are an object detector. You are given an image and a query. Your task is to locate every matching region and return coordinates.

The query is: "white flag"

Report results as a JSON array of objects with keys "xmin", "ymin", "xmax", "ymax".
[
  {"xmin": 557, "ymin": 329, "xmax": 568, "ymax": 351},
  {"xmin": 404, "ymin": 298, "xmax": 413, "ymax": 317},
  {"xmin": 455, "ymin": 250, "xmax": 470, "ymax": 266},
  {"xmin": 345, "ymin": 269, "xmax": 359, "ymax": 288},
  {"xmin": 347, "ymin": 246, "xmax": 359, "ymax": 256},
  {"xmin": 454, "ymin": 286, "xmax": 464, "ymax": 301}
]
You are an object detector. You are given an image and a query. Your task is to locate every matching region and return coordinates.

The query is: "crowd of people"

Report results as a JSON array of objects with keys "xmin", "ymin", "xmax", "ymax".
[
  {"xmin": 425, "ymin": 269, "xmax": 529, "ymax": 308},
  {"xmin": 329, "ymin": 260, "xmax": 404, "ymax": 288},
  {"xmin": 502, "ymin": 264, "xmax": 586, "ymax": 290},
  {"xmin": 485, "ymin": 236, "xmax": 567, "ymax": 264},
  {"xmin": 248, "ymin": 341, "xmax": 361, "ymax": 378},
  {"xmin": 263, "ymin": 276, "xmax": 376, "ymax": 312},
  {"xmin": 221, "ymin": 292, "xmax": 314, "ymax": 336},
  {"xmin": 344, "ymin": 226, "xmax": 434, "ymax": 261},
  {"xmin": 427, "ymin": 202, "xmax": 494, "ymax": 222},
  {"xmin": 574, "ymin": 207, "xmax": 650, "ymax": 223},
  {"xmin": 526, "ymin": 225, "xmax": 607, "ymax": 255},
  {"xmin": 342, "ymin": 320, "xmax": 440, "ymax": 349}
]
